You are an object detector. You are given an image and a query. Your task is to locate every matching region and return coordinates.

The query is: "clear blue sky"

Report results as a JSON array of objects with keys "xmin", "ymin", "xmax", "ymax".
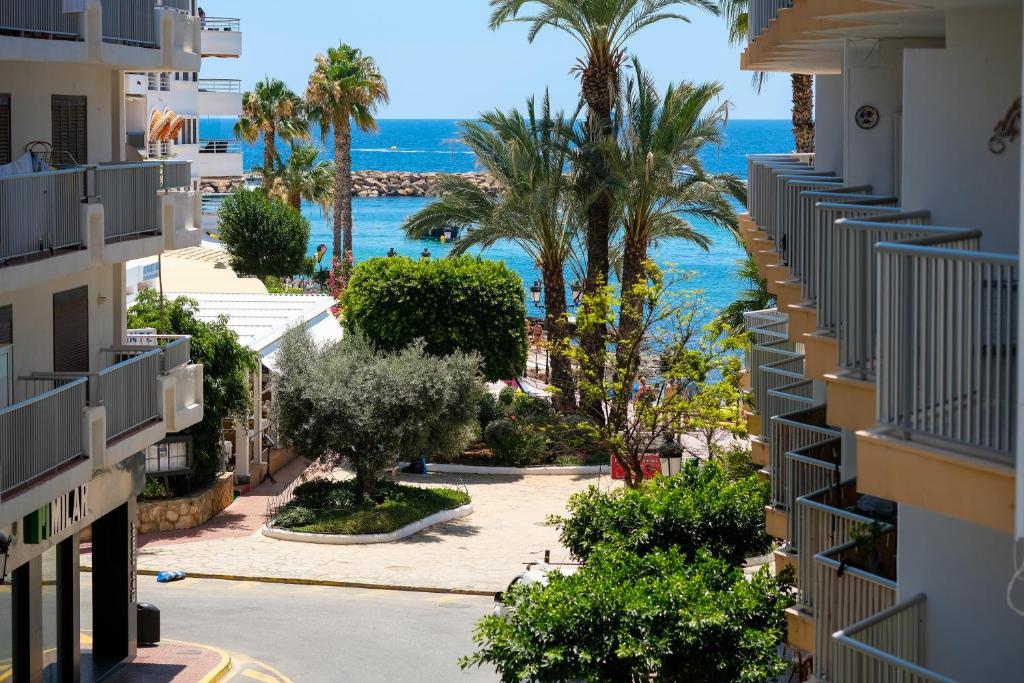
[{"xmin": 198, "ymin": 1, "xmax": 790, "ymax": 120}]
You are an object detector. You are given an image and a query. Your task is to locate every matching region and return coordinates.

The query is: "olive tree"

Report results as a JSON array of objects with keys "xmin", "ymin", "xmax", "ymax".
[{"xmin": 273, "ymin": 326, "xmax": 482, "ymax": 499}]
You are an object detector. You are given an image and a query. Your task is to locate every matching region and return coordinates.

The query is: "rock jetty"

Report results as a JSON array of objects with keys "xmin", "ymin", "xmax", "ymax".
[{"xmin": 199, "ymin": 171, "xmax": 500, "ymax": 198}]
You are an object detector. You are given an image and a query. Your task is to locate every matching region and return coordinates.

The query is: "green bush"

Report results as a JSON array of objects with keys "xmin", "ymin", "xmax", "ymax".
[
  {"xmin": 509, "ymin": 391, "xmax": 552, "ymax": 420},
  {"xmin": 476, "ymin": 392, "xmax": 505, "ymax": 435},
  {"xmin": 498, "ymin": 385, "xmax": 516, "ymax": 405},
  {"xmin": 218, "ymin": 188, "xmax": 311, "ymax": 279},
  {"xmin": 341, "ymin": 256, "xmax": 528, "ymax": 381},
  {"xmin": 723, "ymin": 445, "xmax": 759, "ymax": 481},
  {"xmin": 553, "ymin": 460, "xmax": 770, "ymax": 565},
  {"xmin": 462, "ymin": 547, "xmax": 792, "ymax": 682},
  {"xmin": 484, "ymin": 419, "xmax": 546, "ymax": 467}
]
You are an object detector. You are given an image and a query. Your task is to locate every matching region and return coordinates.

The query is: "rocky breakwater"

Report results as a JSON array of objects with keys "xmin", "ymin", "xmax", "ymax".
[{"xmin": 352, "ymin": 171, "xmax": 499, "ymax": 198}]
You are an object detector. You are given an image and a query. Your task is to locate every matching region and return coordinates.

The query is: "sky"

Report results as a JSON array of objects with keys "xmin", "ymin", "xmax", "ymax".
[{"xmin": 197, "ymin": 1, "xmax": 791, "ymax": 120}]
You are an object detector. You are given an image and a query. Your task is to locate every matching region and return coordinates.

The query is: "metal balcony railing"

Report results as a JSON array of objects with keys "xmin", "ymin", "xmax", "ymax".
[
  {"xmin": 0, "ymin": 0, "xmax": 80, "ymax": 38},
  {"xmin": 0, "ymin": 167, "xmax": 87, "ymax": 262},
  {"xmin": 773, "ymin": 177, "xmax": 847, "ymax": 270},
  {"xmin": 95, "ymin": 348, "xmax": 162, "ymax": 440},
  {"xmin": 877, "ymin": 240, "xmax": 1018, "ymax": 462},
  {"xmin": 785, "ymin": 437, "xmax": 842, "ymax": 545},
  {"xmin": 833, "ymin": 595, "xmax": 955, "ymax": 683},
  {"xmin": 749, "ymin": 340, "xmax": 801, "ymax": 420},
  {"xmin": 747, "ymin": 154, "xmax": 814, "ymax": 228},
  {"xmin": 100, "ymin": 0, "xmax": 158, "ymax": 47},
  {"xmin": 814, "ymin": 532, "xmax": 899, "ymax": 682},
  {"xmin": 95, "ymin": 162, "xmax": 162, "ymax": 242},
  {"xmin": 158, "ymin": 0, "xmax": 192, "ymax": 12},
  {"xmin": 756, "ymin": 355, "xmax": 806, "ymax": 437},
  {"xmin": 835, "ymin": 215, "xmax": 979, "ymax": 379},
  {"xmin": 747, "ymin": 0, "xmax": 793, "ymax": 44},
  {"xmin": 161, "ymin": 160, "xmax": 192, "ymax": 189},
  {"xmin": 125, "ymin": 332, "xmax": 192, "ymax": 373},
  {"xmin": 768, "ymin": 404, "xmax": 838, "ymax": 512},
  {"xmin": 199, "ymin": 139, "xmax": 242, "ymax": 154},
  {"xmin": 201, "ymin": 16, "xmax": 239, "ymax": 31},
  {"xmin": 0, "ymin": 378, "xmax": 88, "ymax": 495},
  {"xmin": 198, "ymin": 78, "xmax": 241, "ymax": 93}
]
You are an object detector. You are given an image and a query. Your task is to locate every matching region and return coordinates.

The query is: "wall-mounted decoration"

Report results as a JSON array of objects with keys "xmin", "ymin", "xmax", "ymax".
[
  {"xmin": 989, "ymin": 96, "xmax": 1021, "ymax": 154},
  {"xmin": 855, "ymin": 105, "xmax": 879, "ymax": 130}
]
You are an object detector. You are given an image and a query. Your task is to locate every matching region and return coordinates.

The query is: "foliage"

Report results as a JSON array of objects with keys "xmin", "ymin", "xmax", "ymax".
[
  {"xmin": 462, "ymin": 547, "xmax": 791, "ymax": 682},
  {"xmin": 722, "ymin": 444, "xmax": 759, "ymax": 481},
  {"xmin": 263, "ymin": 143, "xmax": 334, "ymax": 212},
  {"xmin": 476, "ymin": 392, "xmax": 505, "ymax": 435},
  {"xmin": 273, "ymin": 479, "xmax": 470, "ymax": 535},
  {"xmin": 498, "ymin": 385, "xmax": 516, "ymax": 405},
  {"xmin": 712, "ymin": 255, "xmax": 775, "ymax": 335},
  {"xmin": 218, "ymin": 188, "xmax": 311, "ymax": 280},
  {"xmin": 128, "ymin": 290, "xmax": 259, "ymax": 491},
  {"xmin": 484, "ymin": 419, "xmax": 547, "ymax": 467},
  {"xmin": 273, "ymin": 327, "xmax": 482, "ymax": 499},
  {"xmin": 140, "ymin": 476, "xmax": 171, "ymax": 500},
  {"xmin": 552, "ymin": 460, "xmax": 770, "ymax": 565},
  {"xmin": 341, "ymin": 255, "xmax": 528, "ymax": 381},
  {"xmin": 509, "ymin": 391, "xmax": 553, "ymax": 421},
  {"xmin": 233, "ymin": 77, "xmax": 309, "ymax": 172}
]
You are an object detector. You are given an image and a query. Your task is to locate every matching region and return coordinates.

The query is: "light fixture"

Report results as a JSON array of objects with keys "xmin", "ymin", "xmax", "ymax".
[
  {"xmin": 529, "ymin": 280, "xmax": 542, "ymax": 307},
  {"xmin": 387, "ymin": 247, "xmax": 397, "ymax": 258},
  {"xmin": 570, "ymin": 280, "xmax": 583, "ymax": 306},
  {"xmin": 658, "ymin": 436, "xmax": 684, "ymax": 477},
  {"xmin": 421, "ymin": 248, "xmax": 431, "ymax": 260}
]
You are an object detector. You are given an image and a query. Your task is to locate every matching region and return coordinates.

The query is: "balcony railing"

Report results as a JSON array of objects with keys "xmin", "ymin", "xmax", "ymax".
[
  {"xmin": 199, "ymin": 139, "xmax": 242, "ymax": 154},
  {"xmin": 785, "ymin": 437, "xmax": 842, "ymax": 544},
  {"xmin": 756, "ymin": 355, "xmax": 806, "ymax": 438},
  {"xmin": 833, "ymin": 595, "xmax": 955, "ymax": 683},
  {"xmin": 95, "ymin": 163, "xmax": 162, "ymax": 242},
  {"xmin": 161, "ymin": 160, "xmax": 192, "ymax": 189},
  {"xmin": 747, "ymin": 0, "xmax": 792, "ymax": 44},
  {"xmin": 0, "ymin": 378, "xmax": 88, "ymax": 495},
  {"xmin": 835, "ymin": 215, "xmax": 980, "ymax": 379},
  {"xmin": 877, "ymin": 241, "xmax": 1018, "ymax": 462},
  {"xmin": 100, "ymin": 0, "xmax": 158, "ymax": 47},
  {"xmin": 198, "ymin": 78, "xmax": 241, "ymax": 93},
  {"xmin": 769, "ymin": 405, "xmax": 838, "ymax": 512},
  {"xmin": 0, "ymin": 168, "xmax": 86, "ymax": 262},
  {"xmin": 814, "ymin": 532, "xmax": 898, "ymax": 682},
  {"xmin": 201, "ymin": 16, "xmax": 239, "ymax": 31},
  {"xmin": 0, "ymin": 0, "xmax": 80, "ymax": 39},
  {"xmin": 126, "ymin": 332, "xmax": 192, "ymax": 373},
  {"xmin": 747, "ymin": 154, "xmax": 813, "ymax": 228},
  {"xmin": 774, "ymin": 177, "xmax": 848, "ymax": 270},
  {"xmin": 158, "ymin": 0, "xmax": 192, "ymax": 12}
]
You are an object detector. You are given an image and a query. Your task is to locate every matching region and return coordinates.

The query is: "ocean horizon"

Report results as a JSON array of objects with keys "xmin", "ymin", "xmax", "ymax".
[{"xmin": 201, "ymin": 118, "xmax": 794, "ymax": 315}]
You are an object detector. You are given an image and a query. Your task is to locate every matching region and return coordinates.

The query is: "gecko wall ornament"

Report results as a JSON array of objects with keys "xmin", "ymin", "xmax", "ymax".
[{"xmin": 989, "ymin": 97, "xmax": 1021, "ymax": 154}]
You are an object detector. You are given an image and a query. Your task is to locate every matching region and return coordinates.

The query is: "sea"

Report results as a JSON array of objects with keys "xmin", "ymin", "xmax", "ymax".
[{"xmin": 200, "ymin": 118, "xmax": 793, "ymax": 316}]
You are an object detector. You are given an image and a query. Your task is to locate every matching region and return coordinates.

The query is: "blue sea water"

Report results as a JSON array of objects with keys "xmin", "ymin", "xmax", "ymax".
[{"xmin": 201, "ymin": 118, "xmax": 793, "ymax": 315}]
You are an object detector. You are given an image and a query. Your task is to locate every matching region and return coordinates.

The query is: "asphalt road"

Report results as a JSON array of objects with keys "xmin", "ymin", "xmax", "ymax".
[{"xmin": 79, "ymin": 575, "xmax": 500, "ymax": 682}]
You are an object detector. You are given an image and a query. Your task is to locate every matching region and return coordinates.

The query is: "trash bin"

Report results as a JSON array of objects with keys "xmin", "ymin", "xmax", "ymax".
[{"xmin": 137, "ymin": 603, "xmax": 160, "ymax": 646}]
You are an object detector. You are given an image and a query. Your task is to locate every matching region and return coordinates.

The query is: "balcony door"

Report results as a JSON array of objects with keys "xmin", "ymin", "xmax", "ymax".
[
  {"xmin": 51, "ymin": 95, "xmax": 87, "ymax": 167},
  {"xmin": 53, "ymin": 287, "xmax": 89, "ymax": 373},
  {"xmin": 0, "ymin": 305, "xmax": 11, "ymax": 408}
]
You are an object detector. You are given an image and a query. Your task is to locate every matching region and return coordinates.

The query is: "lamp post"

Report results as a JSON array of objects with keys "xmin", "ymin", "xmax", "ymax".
[
  {"xmin": 658, "ymin": 436, "xmax": 684, "ymax": 477},
  {"xmin": 387, "ymin": 247, "xmax": 397, "ymax": 258},
  {"xmin": 421, "ymin": 248, "xmax": 431, "ymax": 260},
  {"xmin": 529, "ymin": 280, "xmax": 542, "ymax": 308}
]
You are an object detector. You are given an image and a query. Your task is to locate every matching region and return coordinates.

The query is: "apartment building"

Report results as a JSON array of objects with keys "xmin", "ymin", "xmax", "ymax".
[
  {"xmin": 124, "ymin": 2, "xmax": 243, "ymax": 182},
  {"xmin": 0, "ymin": 1, "xmax": 204, "ymax": 680},
  {"xmin": 738, "ymin": 1, "xmax": 1023, "ymax": 680}
]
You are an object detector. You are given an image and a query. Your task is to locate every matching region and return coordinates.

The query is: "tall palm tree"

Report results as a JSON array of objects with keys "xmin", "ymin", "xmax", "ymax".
[
  {"xmin": 264, "ymin": 144, "xmax": 335, "ymax": 213},
  {"xmin": 489, "ymin": 0, "xmax": 718, "ymax": 420},
  {"xmin": 711, "ymin": 255, "xmax": 774, "ymax": 334},
  {"xmin": 403, "ymin": 95, "xmax": 580, "ymax": 409},
  {"xmin": 608, "ymin": 63, "xmax": 743, "ymax": 426},
  {"xmin": 305, "ymin": 43, "xmax": 390, "ymax": 262},
  {"xmin": 718, "ymin": 0, "xmax": 814, "ymax": 152},
  {"xmin": 233, "ymin": 77, "xmax": 310, "ymax": 173}
]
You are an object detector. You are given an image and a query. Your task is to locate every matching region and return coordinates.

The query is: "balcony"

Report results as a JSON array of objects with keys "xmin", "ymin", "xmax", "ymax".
[
  {"xmin": 198, "ymin": 78, "xmax": 242, "ymax": 117},
  {"xmin": 747, "ymin": 0, "xmax": 791, "ymax": 45},
  {"xmin": 196, "ymin": 139, "xmax": 242, "ymax": 178},
  {"xmin": 833, "ymin": 595, "xmax": 956, "ymax": 683},
  {"xmin": 200, "ymin": 16, "xmax": 241, "ymax": 58},
  {"xmin": 768, "ymin": 405, "xmax": 839, "ymax": 535}
]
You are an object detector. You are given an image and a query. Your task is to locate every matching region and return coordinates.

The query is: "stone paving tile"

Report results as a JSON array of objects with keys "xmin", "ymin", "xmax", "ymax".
[
  {"xmin": 102, "ymin": 640, "xmax": 227, "ymax": 683},
  {"xmin": 136, "ymin": 471, "xmax": 619, "ymax": 593}
]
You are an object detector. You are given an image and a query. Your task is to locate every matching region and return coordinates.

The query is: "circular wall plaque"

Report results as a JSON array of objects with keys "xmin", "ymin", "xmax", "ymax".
[{"xmin": 855, "ymin": 105, "xmax": 880, "ymax": 130}]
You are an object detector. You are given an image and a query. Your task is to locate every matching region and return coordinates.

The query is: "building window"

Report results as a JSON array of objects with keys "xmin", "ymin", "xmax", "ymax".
[
  {"xmin": 145, "ymin": 437, "xmax": 193, "ymax": 475},
  {"xmin": 159, "ymin": 72, "xmax": 170, "ymax": 91},
  {"xmin": 147, "ymin": 73, "xmax": 158, "ymax": 91}
]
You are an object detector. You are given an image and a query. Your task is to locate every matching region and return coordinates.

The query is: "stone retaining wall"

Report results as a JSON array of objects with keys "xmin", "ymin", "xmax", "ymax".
[
  {"xmin": 199, "ymin": 172, "xmax": 500, "ymax": 198},
  {"xmin": 137, "ymin": 472, "xmax": 234, "ymax": 534}
]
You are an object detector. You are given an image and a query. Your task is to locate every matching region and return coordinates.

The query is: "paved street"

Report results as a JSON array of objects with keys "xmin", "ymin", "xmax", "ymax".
[{"xmin": 82, "ymin": 574, "xmax": 499, "ymax": 682}]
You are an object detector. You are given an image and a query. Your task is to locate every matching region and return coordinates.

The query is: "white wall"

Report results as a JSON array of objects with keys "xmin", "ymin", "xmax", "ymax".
[
  {"xmin": 843, "ymin": 40, "xmax": 905, "ymax": 195},
  {"xmin": 901, "ymin": 7, "xmax": 1022, "ymax": 253},
  {"xmin": 899, "ymin": 504, "xmax": 1024, "ymax": 680},
  {"xmin": 814, "ymin": 74, "xmax": 844, "ymax": 175}
]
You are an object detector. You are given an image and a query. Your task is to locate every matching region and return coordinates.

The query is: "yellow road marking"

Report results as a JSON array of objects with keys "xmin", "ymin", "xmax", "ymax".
[{"xmin": 241, "ymin": 670, "xmax": 280, "ymax": 682}]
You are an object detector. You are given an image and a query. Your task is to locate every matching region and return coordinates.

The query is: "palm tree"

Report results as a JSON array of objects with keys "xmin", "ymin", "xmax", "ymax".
[
  {"xmin": 263, "ymin": 144, "xmax": 335, "ymax": 213},
  {"xmin": 403, "ymin": 95, "xmax": 580, "ymax": 410},
  {"xmin": 233, "ymin": 77, "xmax": 310, "ymax": 173},
  {"xmin": 305, "ymin": 43, "xmax": 389, "ymax": 262},
  {"xmin": 489, "ymin": 0, "xmax": 718, "ymax": 420},
  {"xmin": 718, "ymin": 0, "xmax": 814, "ymax": 152},
  {"xmin": 711, "ymin": 255, "xmax": 774, "ymax": 334},
  {"xmin": 608, "ymin": 63, "xmax": 743, "ymax": 425}
]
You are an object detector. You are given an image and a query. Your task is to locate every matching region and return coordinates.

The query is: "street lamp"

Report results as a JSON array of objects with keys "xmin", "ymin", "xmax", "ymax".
[
  {"xmin": 658, "ymin": 436, "xmax": 684, "ymax": 477},
  {"xmin": 387, "ymin": 247, "xmax": 397, "ymax": 258},
  {"xmin": 570, "ymin": 280, "xmax": 583, "ymax": 307},
  {"xmin": 421, "ymin": 248, "xmax": 431, "ymax": 260},
  {"xmin": 529, "ymin": 280, "xmax": 543, "ymax": 307}
]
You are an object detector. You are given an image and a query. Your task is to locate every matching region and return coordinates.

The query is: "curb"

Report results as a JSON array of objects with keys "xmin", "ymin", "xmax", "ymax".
[
  {"xmin": 261, "ymin": 504, "xmax": 474, "ymax": 544},
  {"xmin": 162, "ymin": 639, "xmax": 232, "ymax": 683},
  {"xmin": 426, "ymin": 463, "xmax": 609, "ymax": 476}
]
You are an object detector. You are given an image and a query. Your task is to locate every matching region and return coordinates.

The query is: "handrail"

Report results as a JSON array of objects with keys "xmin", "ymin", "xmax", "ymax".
[
  {"xmin": 0, "ymin": 166, "xmax": 86, "ymax": 262},
  {"xmin": 199, "ymin": 139, "xmax": 242, "ymax": 154},
  {"xmin": 94, "ymin": 162, "xmax": 162, "ymax": 242},
  {"xmin": 198, "ymin": 78, "xmax": 242, "ymax": 93},
  {"xmin": 201, "ymin": 16, "xmax": 240, "ymax": 31},
  {"xmin": 100, "ymin": 0, "xmax": 158, "ymax": 47},
  {"xmin": 0, "ymin": 0, "xmax": 81, "ymax": 38}
]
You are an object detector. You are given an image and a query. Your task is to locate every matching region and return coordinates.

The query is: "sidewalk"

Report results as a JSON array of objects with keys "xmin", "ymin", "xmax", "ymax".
[{"xmin": 101, "ymin": 640, "xmax": 230, "ymax": 683}]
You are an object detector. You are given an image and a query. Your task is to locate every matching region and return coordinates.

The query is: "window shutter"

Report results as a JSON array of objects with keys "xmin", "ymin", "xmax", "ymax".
[
  {"xmin": 51, "ymin": 95, "xmax": 87, "ymax": 166},
  {"xmin": 53, "ymin": 286, "xmax": 89, "ymax": 373},
  {"xmin": 0, "ymin": 306, "xmax": 11, "ymax": 345},
  {"xmin": 0, "ymin": 95, "xmax": 10, "ymax": 166}
]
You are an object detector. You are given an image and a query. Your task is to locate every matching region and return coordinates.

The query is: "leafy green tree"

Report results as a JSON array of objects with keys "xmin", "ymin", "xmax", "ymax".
[
  {"xmin": 462, "ymin": 547, "xmax": 791, "ymax": 682},
  {"xmin": 233, "ymin": 77, "xmax": 310, "ymax": 173},
  {"xmin": 404, "ymin": 94, "xmax": 579, "ymax": 408},
  {"xmin": 489, "ymin": 0, "xmax": 719, "ymax": 421},
  {"xmin": 218, "ymin": 188, "xmax": 311, "ymax": 280},
  {"xmin": 553, "ymin": 459, "xmax": 769, "ymax": 565},
  {"xmin": 128, "ymin": 290, "xmax": 260, "ymax": 490},
  {"xmin": 264, "ymin": 143, "xmax": 334, "ymax": 212},
  {"xmin": 274, "ymin": 327, "xmax": 482, "ymax": 499},
  {"xmin": 305, "ymin": 43, "xmax": 390, "ymax": 261},
  {"xmin": 341, "ymin": 255, "xmax": 528, "ymax": 382}
]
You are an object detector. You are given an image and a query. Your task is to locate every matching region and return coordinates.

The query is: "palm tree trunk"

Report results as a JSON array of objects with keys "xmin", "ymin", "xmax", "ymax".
[
  {"xmin": 263, "ymin": 122, "xmax": 277, "ymax": 173},
  {"xmin": 334, "ymin": 117, "xmax": 354, "ymax": 261},
  {"xmin": 792, "ymin": 74, "xmax": 815, "ymax": 153},
  {"xmin": 609, "ymin": 229, "xmax": 646, "ymax": 434},
  {"xmin": 542, "ymin": 263, "xmax": 575, "ymax": 412},
  {"xmin": 288, "ymin": 190, "xmax": 302, "ymax": 211}
]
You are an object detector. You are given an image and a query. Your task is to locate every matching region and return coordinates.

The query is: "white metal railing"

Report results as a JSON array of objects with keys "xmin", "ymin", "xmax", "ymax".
[
  {"xmin": 769, "ymin": 173, "xmax": 842, "ymax": 248},
  {"xmin": 747, "ymin": 154, "xmax": 814, "ymax": 228},
  {"xmin": 199, "ymin": 139, "xmax": 242, "ymax": 154},
  {"xmin": 785, "ymin": 437, "xmax": 842, "ymax": 544},
  {"xmin": 94, "ymin": 162, "xmax": 162, "ymax": 242},
  {"xmin": 747, "ymin": 0, "xmax": 793, "ymax": 44},
  {"xmin": 95, "ymin": 348, "xmax": 163, "ymax": 440},
  {"xmin": 100, "ymin": 0, "xmax": 158, "ymax": 47},
  {"xmin": 775, "ymin": 178, "xmax": 851, "ymax": 273},
  {"xmin": 158, "ymin": 0, "xmax": 192, "ymax": 12},
  {"xmin": 0, "ymin": 0, "xmax": 80, "ymax": 38},
  {"xmin": 201, "ymin": 16, "xmax": 239, "ymax": 31},
  {"xmin": 750, "ymin": 341, "xmax": 801, "ymax": 422},
  {"xmin": 769, "ymin": 404, "xmax": 837, "ymax": 512},
  {"xmin": 0, "ymin": 378, "xmax": 88, "ymax": 495},
  {"xmin": 836, "ymin": 215, "xmax": 980, "ymax": 379},
  {"xmin": 833, "ymin": 595, "xmax": 955, "ymax": 683},
  {"xmin": 0, "ymin": 168, "xmax": 86, "ymax": 262},
  {"xmin": 744, "ymin": 308, "xmax": 788, "ymax": 345},
  {"xmin": 877, "ymin": 240, "xmax": 1018, "ymax": 462},
  {"xmin": 758, "ymin": 358, "xmax": 807, "ymax": 437},
  {"xmin": 161, "ymin": 160, "xmax": 192, "ymax": 189},
  {"xmin": 126, "ymin": 332, "xmax": 192, "ymax": 373},
  {"xmin": 814, "ymin": 534, "xmax": 898, "ymax": 682},
  {"xmin": 198, "ymin": 78, "xmax": 241, "ymax": 93}
]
